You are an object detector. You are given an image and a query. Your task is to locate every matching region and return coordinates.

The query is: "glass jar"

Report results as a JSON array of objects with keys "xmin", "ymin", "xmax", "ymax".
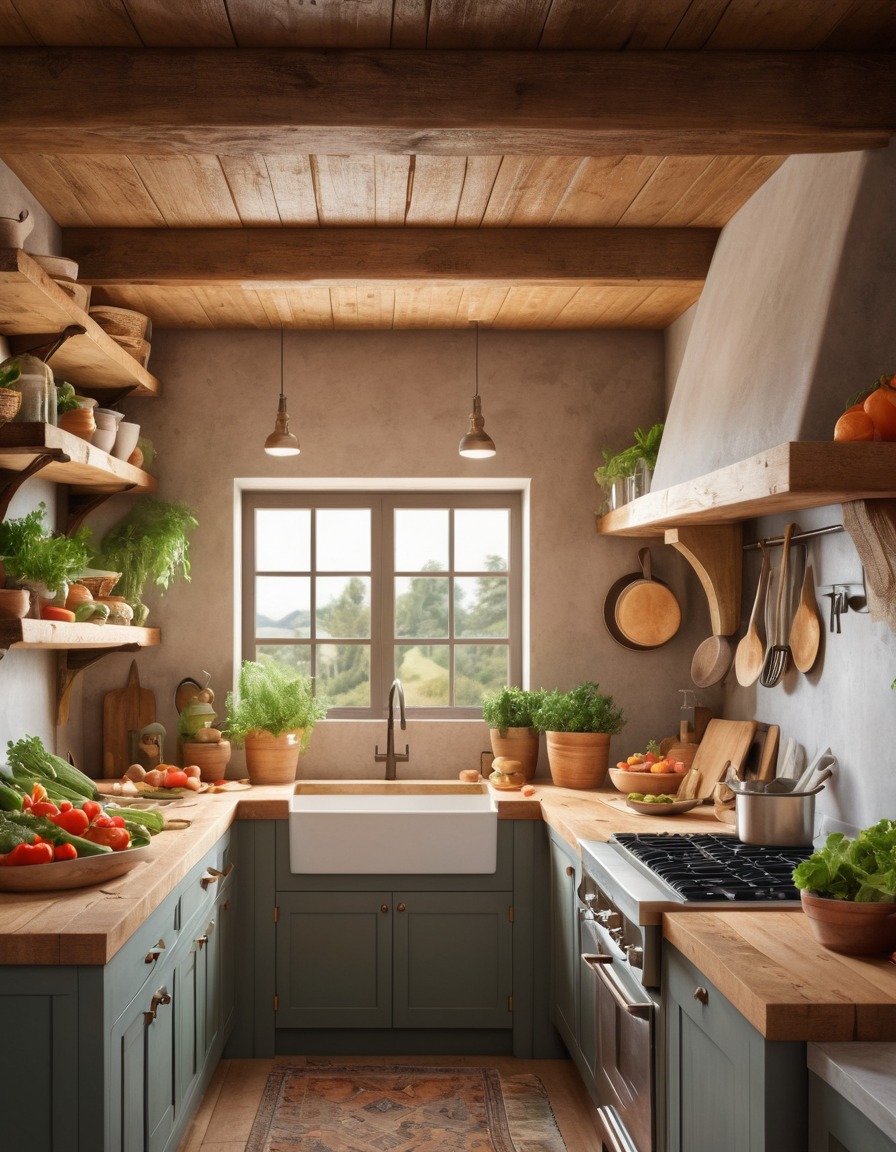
[
  {"xmin": 608, "ymin": 477, "xmax": 628, "ymax": 511},
  {"xmin": 625, "ymin": 458, "xmax": 653, "ymax": 503},
  {"xmin": 2, "ymin": 354, "xmax": 54, "ymax": 423}
]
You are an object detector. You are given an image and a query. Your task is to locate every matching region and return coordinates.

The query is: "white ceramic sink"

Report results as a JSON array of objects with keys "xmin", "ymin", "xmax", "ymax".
[{"xmin": 288, "ymin": 781, "xmax": 498, "ymax": 874}]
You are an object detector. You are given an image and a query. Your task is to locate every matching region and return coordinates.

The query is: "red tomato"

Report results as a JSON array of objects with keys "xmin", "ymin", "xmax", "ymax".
[
  {"xmin": 83, "ymin": 825, "xmax": 131, "ymax": 852},
  {"xmin": 81, "ymin": 800, "xmax": 103, "ymax": 823},
  {"xmin": 49, "ymin": 808, "xmax": 90, "ymax": 836},
  {"xmin": 163, "ymin": 769, "xmax": 189, "ymax": 788},
  {"xmin": 31, "ymin": 800, "xmax": 60, "ymax": 817},
  {"xmin": 53, "ymin": 843, "xmax": 78, "ymax": 862}
]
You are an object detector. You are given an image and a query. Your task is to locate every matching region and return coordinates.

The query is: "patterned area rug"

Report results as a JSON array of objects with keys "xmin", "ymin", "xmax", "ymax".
[{"xmin": 246, "ymin": 1063, "xmax": 569, "ymax": 1152}]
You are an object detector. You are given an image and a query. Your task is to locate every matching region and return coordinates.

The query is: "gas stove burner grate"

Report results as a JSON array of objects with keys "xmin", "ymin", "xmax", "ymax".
[{"xmin": 611, "ymin": 831, "xmax": 812, "ymax": 902}]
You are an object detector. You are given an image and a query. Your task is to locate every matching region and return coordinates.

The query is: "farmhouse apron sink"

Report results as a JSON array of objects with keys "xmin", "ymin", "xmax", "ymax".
[{"xmin": 288, "ymin": 780, "xmax": 498, "ymax": 874}]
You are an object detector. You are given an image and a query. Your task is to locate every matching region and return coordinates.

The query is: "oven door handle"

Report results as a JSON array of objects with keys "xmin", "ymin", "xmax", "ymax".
[
  {"xmin": 582, "ymin": 952, "xmax": 653, "ymax": 1019},
  {"xmin": 596, "ymin": 1105, "xmax": 637, "ymax": 1152}
]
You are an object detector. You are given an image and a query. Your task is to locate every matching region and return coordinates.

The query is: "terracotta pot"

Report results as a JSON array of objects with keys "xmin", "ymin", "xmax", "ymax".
[
  {"xmin": 0, "ymin": 588, "xmax": 30, "ymax": 619},
  {"xmin": 243, "ymin": 728, "xmax": 304, "ymax": 785},
  {"xmin": 545, "ymin": 731, "xmax": 611, "ymax": 790},
  {"xmin": 489, "ymin": 727, "xmax": 539, "ymax": 780},
  {"xmin": 801, "ymin": 890, "xmax": 896, "ymax": 955},
  {"xmin": 58, "ymin": 407, "xmax": 96, "ymax": 441},
  {"xmin": 182, "ymin": 739, "xmax": 231, "ymax": 783}
]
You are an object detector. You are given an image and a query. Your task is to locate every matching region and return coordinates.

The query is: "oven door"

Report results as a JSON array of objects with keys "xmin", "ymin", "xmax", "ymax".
[{"xmin": 581, "ymin": 925, "xmax": 656, "ymax": 1152}]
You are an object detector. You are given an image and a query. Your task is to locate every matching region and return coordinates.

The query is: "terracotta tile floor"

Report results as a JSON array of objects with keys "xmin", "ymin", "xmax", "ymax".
[{"xmin": 177, "ymin": 1055, "xmax": 601, "ymax": 1152}]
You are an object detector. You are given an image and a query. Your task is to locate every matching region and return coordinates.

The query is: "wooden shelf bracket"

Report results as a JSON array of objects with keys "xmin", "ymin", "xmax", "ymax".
[
  {"xmin": 0, "ymin": 452, "xmax": 68, "ymax": 520},
  {"xmin": 665, "ymin": 523, "xmax": 743, "ymax": 636},
  {"xmin": 56, "ymin": 645, "xmax": 141, "ymax": 726}
]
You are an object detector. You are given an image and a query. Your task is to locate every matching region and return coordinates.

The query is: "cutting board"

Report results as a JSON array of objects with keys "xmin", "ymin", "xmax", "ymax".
[
  {"xmin": 103, "ymin": 661, "xmax": 155, "ymax": 778},
  {"xmin": 691, "ymin": 719, "xmax": 758, "ymax": 800}
]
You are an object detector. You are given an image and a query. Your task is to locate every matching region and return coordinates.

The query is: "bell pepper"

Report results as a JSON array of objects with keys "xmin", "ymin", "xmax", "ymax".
[
  {"xmin": 53, "ymin": 842, "xmax": 78, "ymax": 862},
  {"xmin": 2, "ymin": 841, "xmax": 55, "ymax": 866},
  {"xmin": 49, "ymin": 808, "xmax": 90, "ymax": 836},
  {"xmin": 31, "ymin": 800, "xmax": 60, "ymax": 818}
]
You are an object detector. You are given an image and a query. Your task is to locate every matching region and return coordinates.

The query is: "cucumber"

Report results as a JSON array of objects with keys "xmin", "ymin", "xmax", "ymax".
[
  {"xmin": 106, "ymin": 807, "xmax": 165, "ymax": 835},
  {"xmin": 0, "ymin": 779, "xmax": 25, "ymax": 812}
]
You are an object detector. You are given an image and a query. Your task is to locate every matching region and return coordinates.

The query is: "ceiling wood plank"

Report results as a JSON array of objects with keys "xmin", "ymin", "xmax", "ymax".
[
  {"xmin": 129, "ymin": 155, "xmax": 242, "ymax": 226},
  {"xmin": 705, "ymin": 0, "xmax": 858, "ymax": 50},
  {"xmin": 482, "ymin": 156, "xmax": 586, "ymax": 225},
  {"xmin": 404, "ymin": 156, "xmax": 469, "ymax": 225},
  {"xmin": 229, "ymin": 0, "xmax": 395, "ymax": 49},
  {"xmin": 2, "ymin": 156, "xmax": 98, "ymax": 227},
  {"xmin": 219, "ymin": 155, "xmax": 281, "ymax": 224},
  {"xmin": 390, "ymin": 0, "xmax": 430, "ymax": 48},
  {"xmin": 127, "ymin": 0, "xmax": 237, "ymax": 47},
  {"xmin": 63, "ymin": 226, "xmax": 720, "ymax": 288},
  {"xmin": 33, "ymin": 155, "xmax": 167, "ymax": 227},
  {"xmin": 7, "ymin": 0, "xmax": 142, "ymax": 46},
  {"xmin": 618, "ymin": 155, "xmax": 785, "ymax": 227},
  {"xmin": 375, "ymin": 155, "xmax": 413, "ymax": 225},
  {"xmin": 2, "ymin": 49, "xmax": 893, "ymax": 155},
  {"xmin": 426, "ymin": 0, "xmax": 553, "ymax": 48},
  {"xmin": 264, "ymin": 155, "xmax": 319, "ymax": 225},
  {"xmin": 549, "ymin": 155, "xmax": 664, "ymax": 226},
  {"xmin": 821, "ymin": 0, "xmax": 896, "ymax": 50},
  {"xmin": 539, "ymin": 0, "xmax": 698, "ymax": 49},
  {"xmin": 90, "ymin": 284, "xmax": 215, "ymax": 327},
  {"xmin": 455, "ymin": 157, "xmax": 503, "ymax": 227},
  {"xmin": 313, "ymin": 156, "xmax": 377, "ymax": 225}
]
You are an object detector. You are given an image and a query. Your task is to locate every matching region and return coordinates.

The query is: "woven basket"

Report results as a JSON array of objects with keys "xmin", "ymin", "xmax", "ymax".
[
  {"xmin": 76, "ymin": 573, "xmax": 122, "ymax": 598},
  {"xmin": 0, "ymin": 388, "xmax": 21, "ymax": 425},
  {"xmin": 89, "ymin": 306, "xmax": 150, "ymax": 340}
]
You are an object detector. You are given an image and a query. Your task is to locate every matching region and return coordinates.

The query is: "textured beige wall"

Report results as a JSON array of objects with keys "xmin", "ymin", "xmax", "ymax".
[
  {"xmin": 73, "ymin": 328, "xmax": 712, "ymax": 780},
  {"xmin": 663, "ymin": 144, "xmax": 896, "ymax": 831}
]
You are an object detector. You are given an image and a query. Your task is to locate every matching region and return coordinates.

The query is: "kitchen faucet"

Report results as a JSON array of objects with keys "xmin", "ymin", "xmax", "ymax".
[{"xmin": 375, "ymin": 678, "xmax": 409, "ymax": 780}]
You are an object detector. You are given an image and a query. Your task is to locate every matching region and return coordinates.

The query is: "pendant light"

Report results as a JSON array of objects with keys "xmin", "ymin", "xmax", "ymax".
[
  {"xmin": 458, "ymin": 320, "xmax": 496, "ymax": 458},
  {"xmin": 264, "ymin": 330, "xmax": 300, "ymax": 457}
]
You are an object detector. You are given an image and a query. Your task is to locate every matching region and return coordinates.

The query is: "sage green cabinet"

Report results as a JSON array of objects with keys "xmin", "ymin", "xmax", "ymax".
[
  {"xmin": 275, "ymin": 888, "xmax": 513, "ymax": 1031},
  {"xmin": 808, "ymin": 1070, "xmax": 896, "ymax": 1152},
  {"xmin": 664, "ymin": 945, "xmax": 807, "ymax": 1152},
  {"xmin": 548, "ymin": 829, "xmax": 581, "ymax": 1053},
  {"xmin": 0, "ymin": 828, "xmax": 237, "ymax": 1152}
]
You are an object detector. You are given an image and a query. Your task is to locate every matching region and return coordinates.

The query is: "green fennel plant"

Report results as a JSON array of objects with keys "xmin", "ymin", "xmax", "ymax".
[{"xmin": 0, "ymin": 502, "xmax": 91, "ymax": 594}]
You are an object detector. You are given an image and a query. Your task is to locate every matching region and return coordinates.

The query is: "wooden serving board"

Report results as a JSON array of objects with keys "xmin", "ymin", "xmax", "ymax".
[
  {"xmin": 691, "ymin": 719, "xmax": 758, "ymax": 800},
  {"xmin": 102, "ymin": 660, "xmax": 155, "ymax": 778}
]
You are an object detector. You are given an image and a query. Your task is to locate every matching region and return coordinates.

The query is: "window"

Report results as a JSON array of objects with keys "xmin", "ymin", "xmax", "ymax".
[{"xmin": 242, "ymin": 491, "xmax": 522, "ymax": 717}]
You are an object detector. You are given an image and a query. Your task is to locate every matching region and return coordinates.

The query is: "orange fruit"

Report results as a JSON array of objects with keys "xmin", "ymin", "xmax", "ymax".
[
  {"xmin": 834, "ymin": 407, "xmax": 875, "ymax": 441},
  {"xmin": 864, "ymin": 386, "xmax": 896, "ymax": 440}
]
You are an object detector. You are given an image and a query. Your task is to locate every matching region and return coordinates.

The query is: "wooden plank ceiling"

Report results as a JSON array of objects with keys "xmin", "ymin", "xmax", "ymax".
[{"xmin": 0, "ymin": 0, "xmax": 893, "ymax": 332}]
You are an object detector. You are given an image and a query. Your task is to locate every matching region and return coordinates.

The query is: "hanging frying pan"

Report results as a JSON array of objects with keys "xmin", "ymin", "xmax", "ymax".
[{"xmin": 603, "ymin": 548, "xmax": 682, "ymax": 650}]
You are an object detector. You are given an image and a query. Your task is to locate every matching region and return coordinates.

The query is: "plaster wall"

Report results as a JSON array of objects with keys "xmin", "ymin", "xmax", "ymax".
[
  {"xmin": 69, "ymin": 327, "xmax": 708, "ymax": 781},
  {"xmin": 663, "ymin": 144, "xmax": 896, "ymax": 831}
]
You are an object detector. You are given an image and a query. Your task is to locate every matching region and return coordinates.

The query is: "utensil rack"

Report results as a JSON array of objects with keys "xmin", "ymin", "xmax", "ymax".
[{"xmin": 744, "ymin": 523, "xmax": 843, "ymax": 550}]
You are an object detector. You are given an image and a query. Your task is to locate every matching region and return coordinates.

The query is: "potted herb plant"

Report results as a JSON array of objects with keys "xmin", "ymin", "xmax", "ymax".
[
  {"xmin": 481, "ymin": 685, "xmax": 545, "ymax": 780},
  {"xmin": 533, "ymin": 681, "xmax": 626, "ymax": 790},
  {"xmin": 0, "ymin": 501, "xmax": 91, "ymax": 609},
  {"xmin": 793, "ymin": 819, "xmax": 896, "ymax": 955},
  {"xmin": 594, "ymin": 422, "xmax": 664, "ymax": 511},
  {"xmin": 91, "ymin": 498, "xmax": 198, "ymax": 626},
  {"xmin": 224, "ymin": 657, "xmax": 328, "ymax": 784}
]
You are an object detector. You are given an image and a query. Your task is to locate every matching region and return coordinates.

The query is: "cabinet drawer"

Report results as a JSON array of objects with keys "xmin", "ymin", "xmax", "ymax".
[
  {"xmin": 178, "ymin": 831, "xmax": 234, "ymax": 928},
  {"xmin": 105, "ymin": 885, "xmax": 181, "ymax": 1022}
]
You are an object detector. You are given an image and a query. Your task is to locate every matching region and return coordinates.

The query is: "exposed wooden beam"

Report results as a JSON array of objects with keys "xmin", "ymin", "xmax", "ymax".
[
  {"xmin": 63, "ymin": 227, "xmax": 720, "ymax": 288},
  {"xmin": 3, "ymin": 50, "xmax": 894, "ymax": 156}
]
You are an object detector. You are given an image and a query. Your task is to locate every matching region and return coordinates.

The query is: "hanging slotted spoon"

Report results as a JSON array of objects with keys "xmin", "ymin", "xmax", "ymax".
[
  {"xmin": 759, "ymin": 522, "xmax": 795, "ymax": 687},
  {"xmin": 734, "ymin": 541, "xmax": 770, "ymax": 687}
]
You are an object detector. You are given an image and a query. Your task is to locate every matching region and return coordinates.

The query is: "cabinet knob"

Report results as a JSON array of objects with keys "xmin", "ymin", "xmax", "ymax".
[
  {"xmin": 397, "ymin": 903, "xmax": 407, "ymax": 913},
  {"xmin": 144, "ymin": 987, "xmax": 172, "ymax": 1024},
  {"xmin": 565, "ymin": 865, "xmax": 575, "ymax": 877},
  {"xmin": 693, "ymin": 986, "xmax": 709, "ymax": 1005},
  {"xmin": 381, "ymin": 904, "xmax": 389, "ymax": 913}
]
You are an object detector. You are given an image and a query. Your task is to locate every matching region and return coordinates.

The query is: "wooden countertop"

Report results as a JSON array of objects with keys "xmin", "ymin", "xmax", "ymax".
[{"xmin": 4, "ymin": 775, "xmax": 896, "ymax": 1045}]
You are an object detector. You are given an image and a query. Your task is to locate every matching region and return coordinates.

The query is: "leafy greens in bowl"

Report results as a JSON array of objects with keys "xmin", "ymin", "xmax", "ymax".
[{"xmin": 793, "ymin": 819, "xmax": 896, "ymax": 902}]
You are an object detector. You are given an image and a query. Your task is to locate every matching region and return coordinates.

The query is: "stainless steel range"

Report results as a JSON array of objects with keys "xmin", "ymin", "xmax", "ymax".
[{"xmin": 573, "ymin": 831, "xmax": 812, "ymax": 1152}]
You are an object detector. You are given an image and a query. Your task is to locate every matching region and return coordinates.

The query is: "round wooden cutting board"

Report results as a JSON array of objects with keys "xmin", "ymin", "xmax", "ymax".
[{"xmin": 611, "ymin": 548, "xmax": 681, "ymax": 648}]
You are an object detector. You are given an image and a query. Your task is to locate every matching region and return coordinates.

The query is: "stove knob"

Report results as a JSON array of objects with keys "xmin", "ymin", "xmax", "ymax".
[
  {"xmin": 597, "ymin": 910, "xmax": 622, "ymax": 930},
  {"xmin": 625, "ymin": 945, "xmax": 644, "ymax": 969}
]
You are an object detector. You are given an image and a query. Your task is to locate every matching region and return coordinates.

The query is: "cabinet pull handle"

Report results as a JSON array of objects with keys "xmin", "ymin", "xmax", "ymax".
[
  {"xmin": 196, "ymin": 919, "xmax": 216, "ymax": 949},
  {"xmin": 200, "ymin": 862, "xmax": 234, "ymax": 889},
  {"xmin": 565, "ymin": 865, "xmax": 575, "ymax": 877},
  {"xmin": 584, "ymin": 954, "xmax": 653, "ymax": 1019},
  {"xmin": 144, "ymin": 938, "xmax": 166, "ymax": 964},
  {"xmin": 694, "ymin": 986, "xmax": 709, "ymax": 1005},
  {"xmin": 144, "ymin": 987, "xmax": 172, "ymax": 1024},
  {"xmin": 581, "ymin": 952, "xmax": 612, "ymax": 965},
  {"xmin": 381, "ymin": 904, "xmax": 389, "ymax": 913},
  {"xmin": 397, "ymin": 903, "xmax": 407, "ymax": 912}
]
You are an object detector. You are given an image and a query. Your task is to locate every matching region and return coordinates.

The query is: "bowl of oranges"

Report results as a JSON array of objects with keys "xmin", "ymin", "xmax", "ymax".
[{"xmin": 608, "ymin": 746, "xmax": 688, "ymax": 796}]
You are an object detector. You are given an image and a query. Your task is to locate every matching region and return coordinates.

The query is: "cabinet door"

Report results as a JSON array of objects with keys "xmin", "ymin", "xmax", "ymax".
[
  {"xmin": 392, "ymin": 890, "xmax": 513, "ymax": 1030},
  {"xmin": 549, "ymin": 833, "xmax": 580, "ymax": 1049},
  {"xmin": 275, "ymin": 890, "xmax": 392, "ymax": 1028},
  {"xmin": 665, "ymin": 946, "xmax": 806, "ymax": 1152},
  {"xmin": 144, "ymin": 979, "xmax": 177, "ymax": 1152},
  {"xmin": 108, "ymin": 1001, "xmax": 147, "ymax": 1152}
]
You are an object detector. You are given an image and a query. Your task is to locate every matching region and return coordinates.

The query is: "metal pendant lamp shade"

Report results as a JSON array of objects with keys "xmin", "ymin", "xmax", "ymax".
[
  {"xmin": 458, "ymin": 321, "xmax": 496, "ymax": 459},
  {"xmin": 264, "ymin": 331, "xmax": 300, "ymax": 457}
]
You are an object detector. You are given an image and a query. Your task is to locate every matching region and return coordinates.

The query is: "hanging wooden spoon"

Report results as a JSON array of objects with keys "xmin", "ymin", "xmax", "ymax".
[
  {"xmin": 789, "ymin": 561, "xmax": 822, "ymax": 673},
  {"xmin": 734, "ymin": 541, "xmax": 770, "ymax": 687}
]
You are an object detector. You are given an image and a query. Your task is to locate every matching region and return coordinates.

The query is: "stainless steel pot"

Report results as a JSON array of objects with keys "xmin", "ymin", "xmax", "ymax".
[{"xmin": 735, "ymin": 790, "xmax": 815, "ymax": 846}]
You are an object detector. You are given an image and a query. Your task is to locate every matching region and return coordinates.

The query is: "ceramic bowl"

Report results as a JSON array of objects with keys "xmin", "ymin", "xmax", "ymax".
[
  {"xmin": 93, "ymin": 407, "xmax": 124, "ymax": 431},
  {"xmin": 112, "ymin": 420, "xmax": 140, "ymax": 461},
  {"xmin": 607, "ymin": 767, "xmax": 685, "ymax": 796}
]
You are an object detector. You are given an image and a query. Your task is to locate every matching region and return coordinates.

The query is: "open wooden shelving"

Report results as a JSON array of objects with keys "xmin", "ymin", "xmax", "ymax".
[
  {"xmin": 0, "ymin": 618, "xmax": 159, "ymax": 652},
  {"xmin": 0, "ymin": 422, "xmax": 156, "ymax": 493},
  {"xmin": 597, "ymin": 441, "xmax": 896, "ymax": 635},
  {"xmin": 0, "ymin": 247, "xmax": 159, "ymax": 397},
  {"xmin": 596, "ymin": 442, "xmax": 896, "ymax": 537}
]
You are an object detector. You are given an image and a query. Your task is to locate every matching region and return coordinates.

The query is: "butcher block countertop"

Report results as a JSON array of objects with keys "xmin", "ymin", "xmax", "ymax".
[{"xmin": 2, "ymin": 777, "xmax": 896, "ymax": 1045}]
